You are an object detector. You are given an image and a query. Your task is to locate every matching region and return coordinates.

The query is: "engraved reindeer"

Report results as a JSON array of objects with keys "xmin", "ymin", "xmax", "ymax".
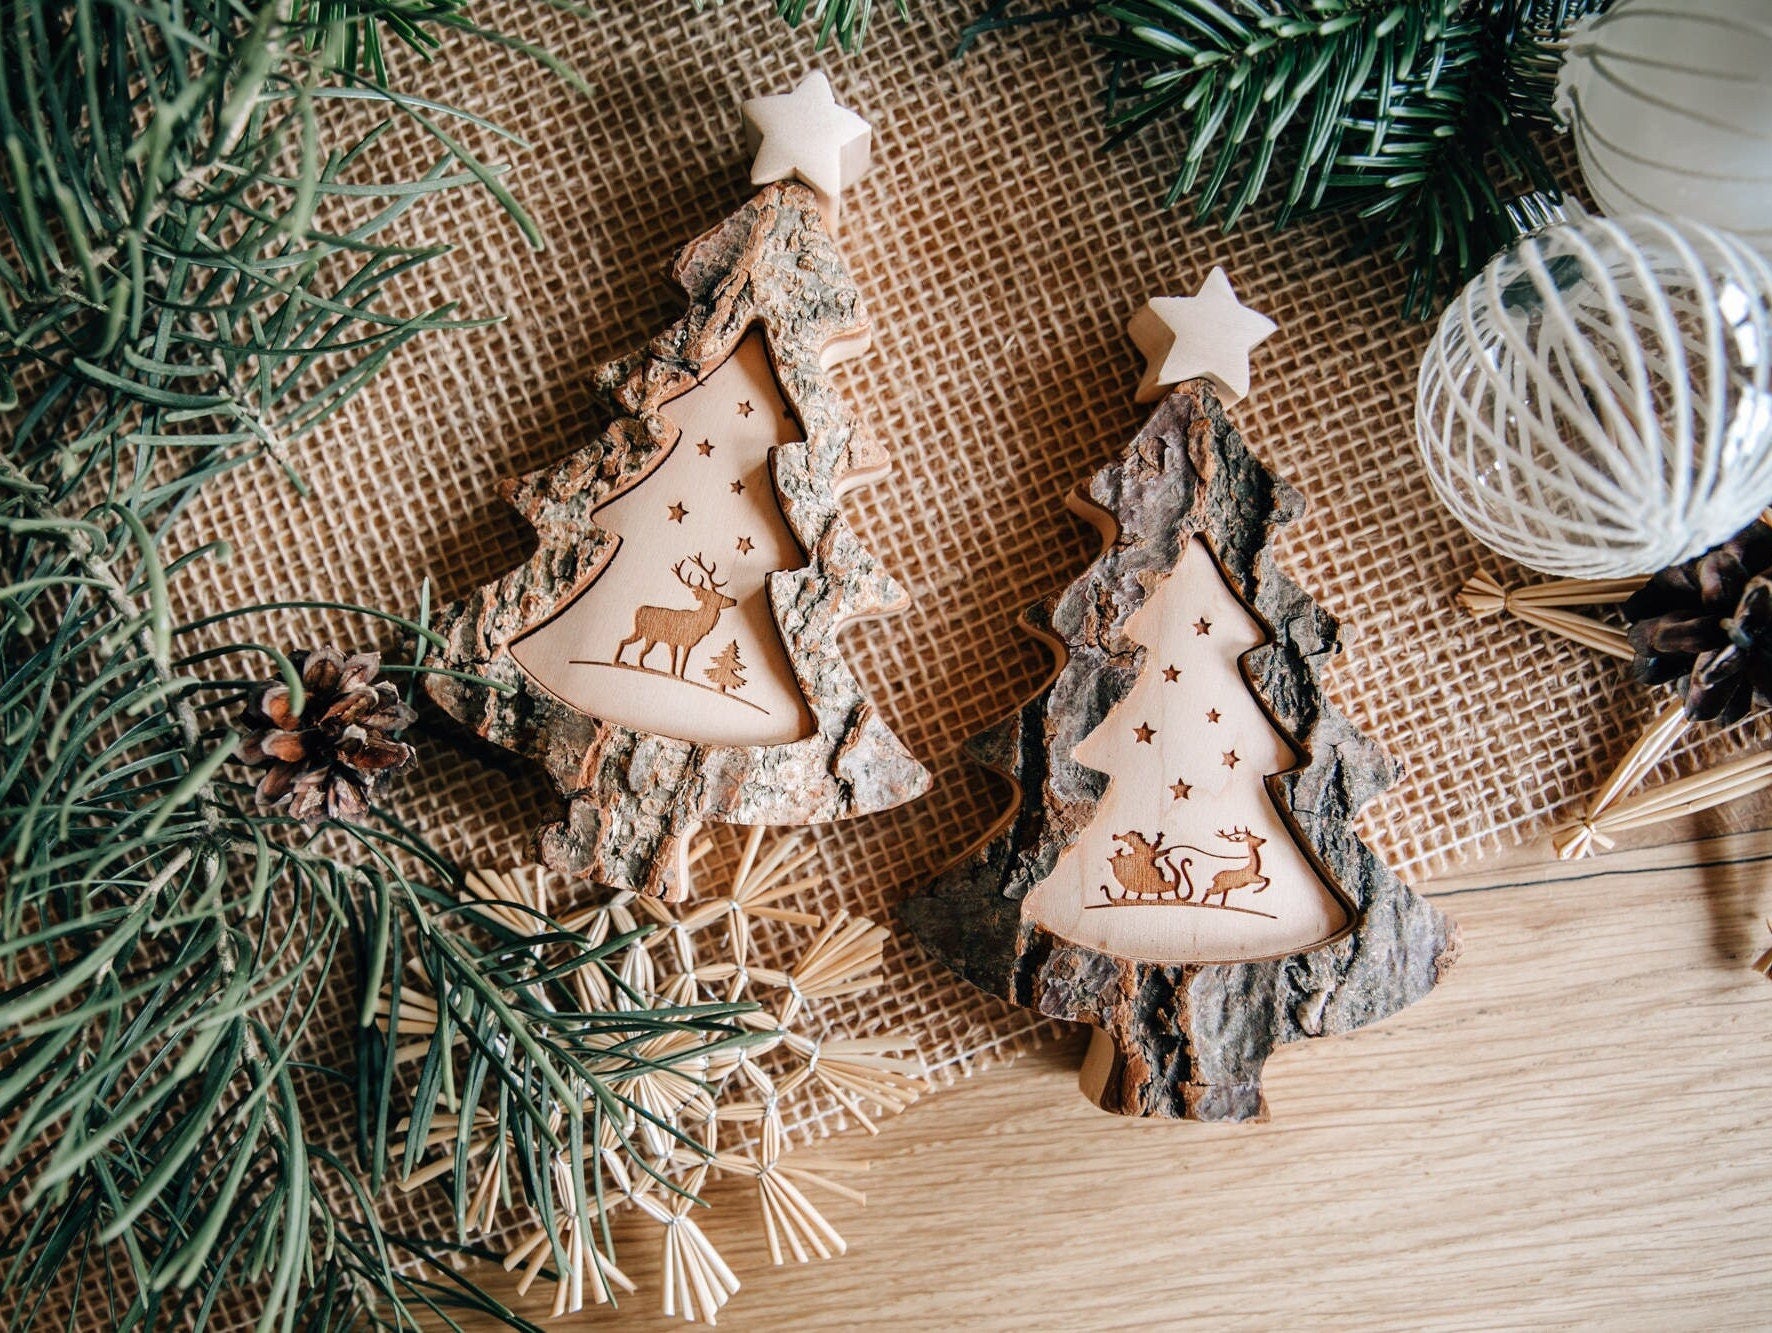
[
  {"xmin": 615, "ymin": 554, "xmax": 736, "ymax": 678},
  {"xmin": 1198, "ymin": 827, "xmax": 1268, "ymax": 908}
]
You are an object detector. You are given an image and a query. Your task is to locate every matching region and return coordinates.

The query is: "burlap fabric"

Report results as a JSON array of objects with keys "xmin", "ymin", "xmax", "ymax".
[{"xmin": 166, "ymin": 0, "xmax": 1754, "ymax": 1273}]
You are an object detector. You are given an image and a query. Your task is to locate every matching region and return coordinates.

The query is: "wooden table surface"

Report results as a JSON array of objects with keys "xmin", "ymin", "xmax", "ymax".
[{"xmin": 456, "ymin": 825, "xmax": 1772, "ymax": 1329}]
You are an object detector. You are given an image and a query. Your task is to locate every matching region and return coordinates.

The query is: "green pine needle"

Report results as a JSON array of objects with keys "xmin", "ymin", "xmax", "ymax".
[
  {"xmin": 692, "ymin": 0, "xmax": 911, "ymax": 52},
  {"xmin": 0, "ymin": 3, "xmax": 752, "ymax": 1327},
  {"xmin": 1097, "ymin": 0, "xmax": 1460, "ymax": 231},
  {"xmin": 961, "ymin": 0, "xmax": 1615, "ymax": 318},
  {"xmin": 780, "ymin": 0, "xmax": 911, "ymax": 49}
]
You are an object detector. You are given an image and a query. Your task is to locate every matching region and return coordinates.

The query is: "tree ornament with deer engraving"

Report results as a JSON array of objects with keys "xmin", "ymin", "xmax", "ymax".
[{"xmin": 426, "ymin": 182, "xmax": 928, "ymax": 899}]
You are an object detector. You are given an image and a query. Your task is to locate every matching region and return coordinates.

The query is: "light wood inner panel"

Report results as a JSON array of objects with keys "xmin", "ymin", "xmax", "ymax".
[
  {"xmin": 1022, "ymin": 536, "xmax": 1350, "ymax": 963},
  {"xmin": 512, "ymin": 330, "xmax": 814, "ymax": 745}
]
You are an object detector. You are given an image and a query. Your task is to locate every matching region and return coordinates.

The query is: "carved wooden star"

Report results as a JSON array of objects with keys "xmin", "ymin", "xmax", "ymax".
[
  {"xmin": 1206, "ymin": 708, "xmax": 1221, "ymax": 724},
  {"xmin": 1128, "ymin": 267, "xmax": 1277, "ymax": 405},
  {"xmin": 695, "ymin": 439, "xmax": 714, "ymax": 457},
  {"xmin": 736, "ymin": 535, "xmax": 754, "ymax": 554},
  {"xmin": 1222, "ymin": 750, "xmax": 1240, "ymax": 769},
  {"xmin": 730, "ymin": 479, "xmax": 745, "ymax": 494},
  {"xmin": 1133, "ymin": 722, "xmax": 1155, "ymax": 744},
  {"xmin": 667, "ymin": 502, "xmax": 688, "ymax": 523},
  {"xmin": 736, "ymin": 400, "xmax": 754, "ymax": 418},
  {"xmin": 741, "ymin": 72, "xmax": 871, "ymax": 229},
  {"xmin": 1193, "ymin": 617, "xmax": 1211, "ymax": 635},
  {"xmin": 1162, "ymin": 664, "xmax": 1180, "ymax": 682},
  {"xmin": 1169, "ymin": 778, "xmax": 1192, "ymax": 800}
]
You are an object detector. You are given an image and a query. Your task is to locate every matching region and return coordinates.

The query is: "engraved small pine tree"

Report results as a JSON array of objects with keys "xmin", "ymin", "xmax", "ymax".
[
  {"xmin": 704, "ymin": 640, "xmax": 747, "ymax": 694},
  {"xmin": 1021, "ymin": 534, "xmax": 1352, "ymax": 964}
]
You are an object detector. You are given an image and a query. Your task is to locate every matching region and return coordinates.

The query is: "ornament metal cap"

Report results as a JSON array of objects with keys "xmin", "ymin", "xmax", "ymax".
[{"xmin": 1502, "ymin": 191, "xmax": 1571, "ymax": 244}]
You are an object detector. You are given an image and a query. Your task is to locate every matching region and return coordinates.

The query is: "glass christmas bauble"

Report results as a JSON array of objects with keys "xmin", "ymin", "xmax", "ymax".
[
  {"xmin": 1416, "ymin": 212, "xmax": 1772, "ymax": 579},
  {"xmin": 1558, "ymin": 0, "xmax": 1772, "ymax": 255}
]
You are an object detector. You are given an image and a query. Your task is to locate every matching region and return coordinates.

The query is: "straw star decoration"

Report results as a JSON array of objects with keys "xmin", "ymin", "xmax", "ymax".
[
  {"xmin": 385, "ymin": 827, "xmax": 926, "ymax": 1324},
  {"xmin": 1456, "ymin": 554, "xmax": 1772, "ymax": 869}
]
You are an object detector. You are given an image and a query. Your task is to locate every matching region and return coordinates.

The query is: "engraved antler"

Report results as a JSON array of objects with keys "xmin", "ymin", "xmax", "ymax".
[
  {"xmin": 688, "ymin": 552, "xmax": 726, "ymax": 590},
  {"xmin": 1216, "ymin": 826, "xmax": 1252, "ymax": 842}
]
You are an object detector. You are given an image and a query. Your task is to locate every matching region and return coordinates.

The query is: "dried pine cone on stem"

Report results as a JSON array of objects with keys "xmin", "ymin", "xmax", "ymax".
[
  {"xmin": 238, "ymin": 646, "xmax": 417, "ymax": 824},
  {"xmin": 1625, "ymin": 519, "xmax": 1772, "ymax": 726}
]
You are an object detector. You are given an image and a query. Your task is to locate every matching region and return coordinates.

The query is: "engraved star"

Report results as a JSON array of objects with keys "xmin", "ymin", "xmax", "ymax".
[
  {"xmin": 736, "ymin": 536, "xmax": 754, "ymax": 554},
  {"xmin": 1162, "ymin": 665, "xmax": 1180, "ymax": 682},
  {"xmin": 1193, "ymin": 617, "xmax": 1212, "ymax": 636},
  {"xmin": 1206, "ymin": 708, "xmax": 1221, "ymax": 724},
  {"xmin": 736, "ymin": 400, "xmax": 754, "ymax": 418},
  {"xmin": 695, "ymin": 439, "xmax": 714, "ymax": 457},
  {"xmin": 730, "ymin": 479, "xmax": 746, "ymax": 495},
  {"xmin": 1169, "ymin": 778, "xmax": 1192, "ymax": 800},
  {"xmin": 1222, "ymin": 750, "xmax": 1240, "ymax": 769},
  {"xmin": 1133, "ymin": 722, "xmax": 1155, "ymax": 744},
  {"xmin": 667, "ymin": 502, "xmax": 688, "ymax": 523}
]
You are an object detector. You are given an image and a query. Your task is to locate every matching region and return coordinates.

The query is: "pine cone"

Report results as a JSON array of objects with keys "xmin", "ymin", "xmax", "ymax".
[
  {"xmin": 1624, "ymin": 520, "xmax": 1772, "ymax": 725},
  {"xmin": 238, "ymin": 647, "xmax": 417, "ymax": 825}
]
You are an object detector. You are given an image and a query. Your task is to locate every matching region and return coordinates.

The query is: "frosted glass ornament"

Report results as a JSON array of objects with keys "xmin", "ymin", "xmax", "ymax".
[
  {"xmin": 1558, "ymin": 0, "xmax": 1772, "ymax": 256},
  {"xmin": 1416, "ymin": 211, "xmax": 1772, "ymax": 579}
]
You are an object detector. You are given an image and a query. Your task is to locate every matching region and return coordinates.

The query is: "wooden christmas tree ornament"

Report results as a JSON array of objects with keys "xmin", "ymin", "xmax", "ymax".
[
  {"xmin": 427, "ymin": 181, "xmax": 929, "ymax": 899},
  {"xmin": 902, "ymin": 384, "xmax": 1459, "ymax": 1120}
]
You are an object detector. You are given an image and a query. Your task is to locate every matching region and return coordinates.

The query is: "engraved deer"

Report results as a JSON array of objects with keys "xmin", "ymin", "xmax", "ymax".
[
  {"xmin": 1198, "ymin": 827, "xmax": 1269, "ymax": 908},
  {"xmin": 615, "ymin": 554, "xmax": 736, "ymax": 678}
]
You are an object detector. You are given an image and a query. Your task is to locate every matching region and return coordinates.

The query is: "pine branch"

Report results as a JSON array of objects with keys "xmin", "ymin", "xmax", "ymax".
[
  {"xmin": 1503, "ymin": 0, "xmax": 1613, "ymax": 126},
  {"xmin": 1097, "ymin": 0, "xmax": 1461, "ymax": 228},
  {"xmin": 1, "ymin": 2, "xmax": 534, "ymax": 501},
  {"xmin": 694, "ymin": 0, "xmax": 910, "ymax": 52},
  {"xmin": 0, "ymin": 3, "xmax": 746, "ymax": 1327},
  {"xmin": 960, "ymin": 0, "xmax": 1614, "ymax": 317},
  {"xmin": 1317, "ymin": 3, "xmax": 1572, "ymax": 317},
  {"xmin": 771, "ymin": 0, "xmax": 910, "ymax": 49}
]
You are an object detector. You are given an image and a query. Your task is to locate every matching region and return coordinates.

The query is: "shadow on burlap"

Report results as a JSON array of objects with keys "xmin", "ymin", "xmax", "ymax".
[{"xmin": 151, "ymin": 0, "xmax": 1767, "ymax": 1304}]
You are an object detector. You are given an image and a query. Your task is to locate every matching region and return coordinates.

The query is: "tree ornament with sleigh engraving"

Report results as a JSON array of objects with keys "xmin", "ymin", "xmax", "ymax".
[
  {"xmin": 901, "ymin": 383, "xmax": 1459, "ymax": 1120},
  {"xmin": 427, "ymin": 180, "xmax": 929, "ymax": 899}
]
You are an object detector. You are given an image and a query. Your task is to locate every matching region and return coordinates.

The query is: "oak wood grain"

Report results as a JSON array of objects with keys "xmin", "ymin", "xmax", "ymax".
[{"xmin": 450, "ymin": 827, "xmax": 1772, "ymax": 1329}]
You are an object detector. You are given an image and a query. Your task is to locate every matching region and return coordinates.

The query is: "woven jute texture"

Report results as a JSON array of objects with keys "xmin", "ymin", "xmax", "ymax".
[{"xmin": 161, "ymin": 0, "xmax": 1757, "ymax": 1268}]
